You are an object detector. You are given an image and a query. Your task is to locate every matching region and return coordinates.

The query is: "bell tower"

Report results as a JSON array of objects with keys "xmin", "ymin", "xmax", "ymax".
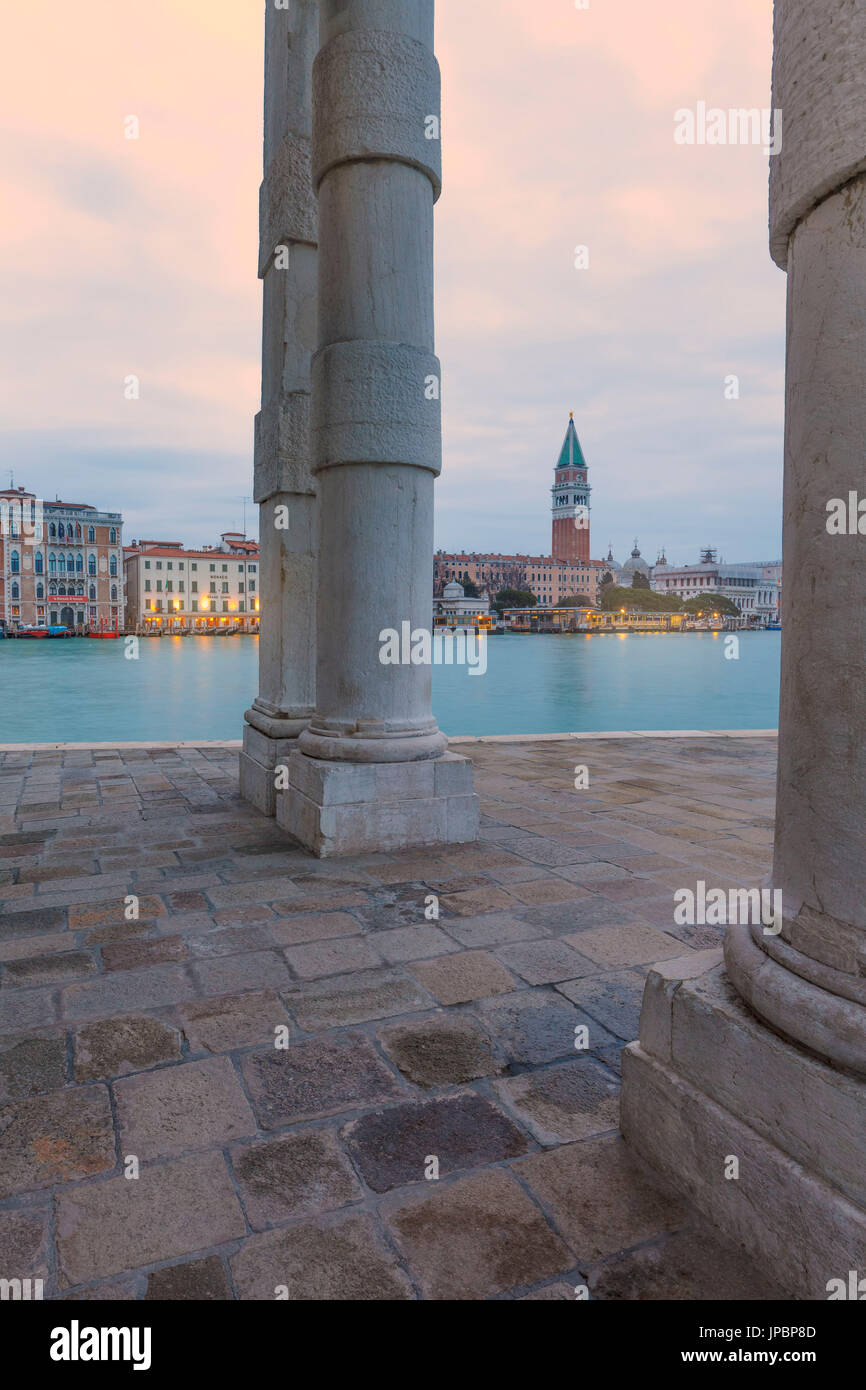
[{"xmin": 551, "ymin": 413, "xmax": 591, "ymax": 564}]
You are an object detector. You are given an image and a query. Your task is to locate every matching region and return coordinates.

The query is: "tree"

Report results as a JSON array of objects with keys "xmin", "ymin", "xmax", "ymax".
[
  {"xmin": 631, "ymin": 571, "xmax": 651, "ymax": 590},
  {"xmin": 600, "ymin": 585, "xmax": 683, "ymax": 613},
  {"xmin": 682, "ymin": 593, "xmax": 740, "ymax": 617},
  {"xmin": 493, "ymin": 587, "xmax": 537, "ymax": 615},
  {"xmin": 600, "ymin": 571, "xmax": 614, "ymax": 589},
  {"xmin": 460, "ymin": 578, "xmax": 480, "ymax": 597},
  {"xmin": 558, "ymin": 594, "xmax": 594, "ymax": 608}
]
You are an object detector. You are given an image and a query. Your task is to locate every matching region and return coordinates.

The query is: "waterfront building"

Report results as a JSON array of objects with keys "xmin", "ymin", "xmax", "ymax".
[
  {"xmin": 0, "ymin": 485, "xmax": 124, "ymax": 634},
  {"xmin": 618, "ymin": 539, "xmax": 652, "ymax": 584},
  {"xmin": 651, "ymin": 549, "xmax": 781, "ymax": 627},
  {"xmin": 433, "ymin": 580, "xmax": 491, "ymax": 623},
  {"xmin": 124, "ymin": 533, "xmax": 260, "ymax": 632},
  {"xmin": 504, "ymin": 605, "xmax": 685, "ymax": 634}
]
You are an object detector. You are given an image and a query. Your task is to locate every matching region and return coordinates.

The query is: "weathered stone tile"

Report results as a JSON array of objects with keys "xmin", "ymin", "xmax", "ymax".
[
  {"xmin": 589, "ymin": 1228, "xmax": 787, "ymax": 1300},
  {"xmin": 438, "ymin": 886, "xmax": 516, "ymax": 917},
  {"xmin": 178, "ymin": 990, "xmax": 290, "ymax": 1053},
  {"xmin": 507, "ymin": 837, "xmax": 599, "ymax": 867},
  {"xmin": 81, "ymin": 920, "xmax": 156, "ymax": 947},
  {"xmin": 371, "ymin": 925, "xmax": 457, "ymax": 964},
  {"xmin": 0, "ymin": 987, "xmax": 58, "ymax": 1035},
  {"xmin": 564, "ymin": 923, "xmax": 685, "ymax": 969},
  {"xmin": 206, "ymin": 878, "xmax": 302, "ymax": 908},
  {"xmin": 144, "ymin": 1255, "xmax": 232, "ymax": 1300},
  {"xmin": 2, "ymin": 950, "xmax": 96, "ymax": 987},
  {"xmin": 385, "ymin": 1168, "xmax": 571, "ymax": 1300},
  {"xmin": 241, "ymin": 1032, "xmax": 401, "ymax": 1128},
  {"xmin": 494, "ymin": 939, "xmax": 595, "ymax": 986},
  {"xmin": 62, "ymin": 965, "xmax": 190, "ymax": 1020},
  {"xmin": 555, "ymin": 970, "xmax": 646, "ymax": 1041},
  {"xmin": 267, "ymin": 911, "xmax": 362, "ymax": 947},
  {"xmin": 115, "ymin": 1056, "xmax": 256, "ymax": 1161},
  {"xmin": 191, "ymin": 950, "xmax": 291, "ymax": 997},
  {"xmin": 379, "ymin": 1014, "xmax": 503, "ymax": 1088},
  {"xmin": 443, "ymin": 913, "xmax": 544, "ymax": 948},
  {"xmin": 74, "ymin": 1015, "xmax": 182, "ymax": 1082},
  {"xmin": 101, "ymin": 936, "xmax": 188, "ymax": 972},
  {"xmin": 187, "ymin": 926, "xmax": 271, "ymax": 958},
  {"xmin": 68, "ymin": 897, "xmax": 165, "ymax": 930},
  {"xmin": 231, "ymin": 1129, "xmax": 362, "ymax": 1229},
  {"xmin": 163, "ymin": 891, "xmax": 210, "ymax": 914},
  {"xmin": 284, "ymin": 936, "xmax": 382, "ymax": 980},
  {"xmin": 231, "ymin": 1213, "xmax": 414, "ymax": 1301},
  {"xmin": 0, "ymin": 906, "xmax": 67, "ymax": 939},
  {"xmin": 0, "ymin": 1085, "xmax": 115, "ymax": 1198},
  {"xmin": 0, "ymin": 1031, "xmax": 66, "ymax": 1099},
  {"xmin": 284, "ymin": 967, "xmax": 430, "ymax": 1031},
  {"xmin": 0, "ymin": 1207, "xmax": 52, "ymax": 1284},
  {"xmin": 506, "ymin": 879, "xmax": 590, "ymax": 906},
  {"xmin": 56, "ymin": 1152, "xmax": 245, "ymax": 1286},
  {"xmin": 517, "ymin": 1136, "xmax": 688, "ymax": 1262},
  {"xmin": 409, "ymin": 951, "xmax": 515, "ymax": 1005},
  {"xmin": 343, "ymin": 1093, "xmax": 529, "ymax": 1193},
  {"xmin": 496, "ymin": 1058, "xmax": 620, "ymax": 1144},
  {"xmin": 0, "ymin": 932, "xmax": 70, "ymax": 962},
  {"xmin": 475, "ymin": 988, "xmax": 615, "ymax": 1066}
]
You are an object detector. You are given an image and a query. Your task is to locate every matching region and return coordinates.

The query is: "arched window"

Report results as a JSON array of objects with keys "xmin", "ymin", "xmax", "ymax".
[
  {"xmin": 49, "ymin": 523, "xmax": 56, "ymax": 538},
  {"xmin": 88, "ymin": 554, "xmax": 96, "ymax": 575},
  {"xmin": 111, "ymin": 584, "xmax": 117, "ymax": 601},
  {"xmin": 36, "ymin": 582, "xmax": 44, "ymax": 599},
  {"xmin": 89, "ymin": 583, "xmax": 96, "ymax": 601},
  {"xmin": 76, "ymin": 583, "xmax": 84, "ymax": 597},
  {"xmin": 10, "ymin": 550, "xmax": 19, "ymax": 573},
  {"xmin": 57, "ymin": 555, "xmax": 65, "ymax": 573},
  {"xmin": 76, "ymin": 555, "xmax": 83, "ymax": 572},
  {"xmin": 67, "ymin": 553, "xmax": 75, "ymax": 574},
  {"xmin": 75, "ymin": 523, "xmax": 82, "ymax": 539},
  {"xmin": 57, "ymin": 523, "xmax": 65, "ymax": 539},
  {"xmin": 109, "ymin": 528, "xmax": 117, "ymax": 544},
  {"xmin": 109, "ymin": 555, "xmax": 117, "ymax": 577},
  {"xmin": 48, "ymin": 552, "xmax": 57, "ymax": 574},
  {"xmin": 34, "ymin": 551, "xmax": 43, "ymax": 574},
  {"xmin": 49, "ymin": 581, "xmax": 57, "ymax": 596},
  {"xmin": 8, "ymin": 518, "xmax": 17, "ymax": 538},
  {"xmin": 11, "ymin": 582, "xmax": 19, "ymax": 599},
  {"xmin": 88, "ymin": 525, "xmax": 95, "ymax": 542}
]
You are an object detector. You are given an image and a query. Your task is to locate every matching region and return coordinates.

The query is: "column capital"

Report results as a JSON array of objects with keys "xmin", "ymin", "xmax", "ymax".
[{"xmin": 770, "ymin": 0, "xmax": 866, "ymax": 267}]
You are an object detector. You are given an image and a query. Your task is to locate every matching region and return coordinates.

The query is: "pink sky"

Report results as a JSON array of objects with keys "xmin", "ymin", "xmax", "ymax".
[{"xmin": 0, "ymin": 0, "xmax": 784, "ymax": 563}]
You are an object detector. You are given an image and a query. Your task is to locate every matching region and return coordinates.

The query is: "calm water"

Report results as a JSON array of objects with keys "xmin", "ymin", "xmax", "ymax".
[{"xmin": 0, "ymin": 632, "xmax": 780, "ymax": 743}]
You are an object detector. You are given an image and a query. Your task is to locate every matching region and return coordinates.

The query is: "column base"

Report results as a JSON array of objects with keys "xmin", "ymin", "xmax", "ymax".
[
  {"xmin": 621, "ymin": 952, "xmax": 866, "ymax": 1298},
  {"xmin": 276, "ymin": 749, "xmax": 479, "ymax": 857},
  {"xmin": 239, "ymin": 718, "xmax": 306, "ymax": 818}
]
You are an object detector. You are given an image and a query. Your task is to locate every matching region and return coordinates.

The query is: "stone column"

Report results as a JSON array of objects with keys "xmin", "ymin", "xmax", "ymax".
[
  {"xmin": 239, "ymin": 0, "xmax": 318, "ymax": 817},
  {"xmin": 277, "ymin": 0, "xmax": 478, "ymax": 857},
  {"xmin": 622, "ymin": 0, "xmax": 866, "ymax": 1296}
]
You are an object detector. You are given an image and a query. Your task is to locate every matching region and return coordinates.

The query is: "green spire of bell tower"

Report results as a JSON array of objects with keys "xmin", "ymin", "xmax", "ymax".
[{"xmin": 557, "ymin": 412, "xmax": 589, "ymax": 471}]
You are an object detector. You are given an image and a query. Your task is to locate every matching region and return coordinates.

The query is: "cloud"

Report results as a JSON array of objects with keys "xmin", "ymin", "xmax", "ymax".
[{"xmin": 0, "ymin": 0, "xmax": 783, "ymax": 564}]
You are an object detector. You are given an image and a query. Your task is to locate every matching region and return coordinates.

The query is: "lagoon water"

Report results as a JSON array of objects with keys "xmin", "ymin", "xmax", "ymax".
[{"xmin": 0, "ymin": 632, "xmax": 781, "ymax": 744}]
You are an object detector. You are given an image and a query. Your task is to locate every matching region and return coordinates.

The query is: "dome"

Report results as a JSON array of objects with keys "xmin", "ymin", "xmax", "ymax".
[
  {"xmin": 604, "ymin": 543, "xmax": 621, "ymax": 573},
  {"xmin": 620, "ymin": 539, "xmax": 650, "ymax": 576},
  {"xmin": 443, "ymin": 581, "xmax": 465, "ymax": 599}
]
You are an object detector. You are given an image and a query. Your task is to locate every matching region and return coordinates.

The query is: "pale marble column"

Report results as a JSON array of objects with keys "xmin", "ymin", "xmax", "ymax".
[
  {"xmin": 240, "ymin": 0, "xmax": 318, "ymax": 817},
  {"xmin": 278, "ymin": 0, "xmax": 478, "ymax": 856},
  {"xmin": 622, "ymin": 0, "xmax": 866, "ymax": 1294}
]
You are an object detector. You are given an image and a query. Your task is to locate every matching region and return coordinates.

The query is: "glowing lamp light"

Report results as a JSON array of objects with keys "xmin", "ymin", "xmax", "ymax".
[{"xmin": 201, "ymin": 596, "xmax": 210, "ymax": 610}]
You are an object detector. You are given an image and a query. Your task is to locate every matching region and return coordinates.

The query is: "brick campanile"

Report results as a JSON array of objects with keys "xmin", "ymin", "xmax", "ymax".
[{"xmin": 550, "ymin": 413, "xmax": 591, "ymax": 564}]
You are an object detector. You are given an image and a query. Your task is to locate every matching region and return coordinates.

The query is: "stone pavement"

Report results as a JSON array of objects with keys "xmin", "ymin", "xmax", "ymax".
[{"xmin": 0, "ymin": 735, "xmax": 789, "ymax": 1300}]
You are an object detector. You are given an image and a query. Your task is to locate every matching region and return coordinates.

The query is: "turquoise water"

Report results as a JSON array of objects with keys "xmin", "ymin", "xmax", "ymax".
[{"xmin": 0, "ymin": 632, "xmax": 780, "ymax": 743}]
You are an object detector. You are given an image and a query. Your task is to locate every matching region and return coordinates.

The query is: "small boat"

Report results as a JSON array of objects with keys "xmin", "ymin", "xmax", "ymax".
[
  {"xmin": 17, "ymin": 625, "xmax": 50, "ymax": 639},
  {"xmin": 766, "ymin": 623, "xmax": 782, "ymax": 631}
]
